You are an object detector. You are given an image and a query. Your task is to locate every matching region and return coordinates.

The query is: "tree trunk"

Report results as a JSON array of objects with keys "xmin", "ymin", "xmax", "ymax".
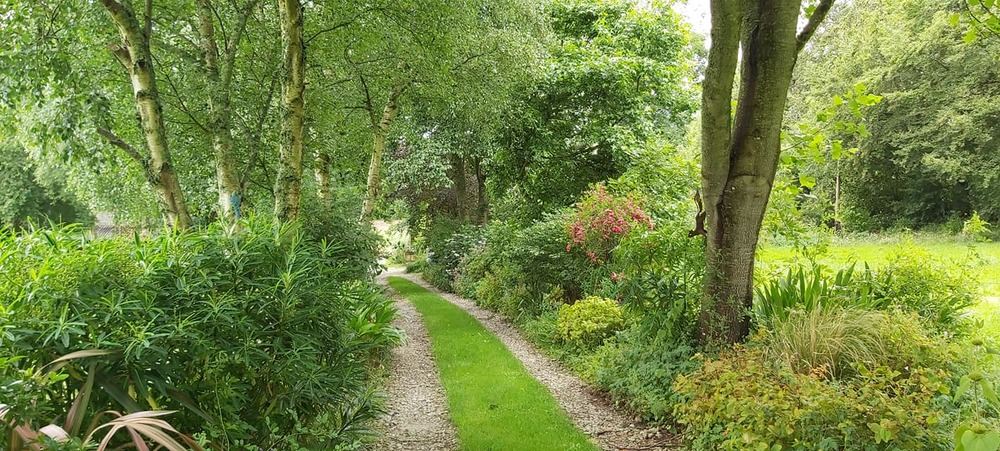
[
  {"xmin": 359, "ymin": 82, "xmax": 406, "ymax": 222},
  {"xmin": 196, "ymin": 0, "xmax": 256, "ymax": 220},
  {"xmin": 473, "ymin": 156, "xmax": 488, "ymax": 224},
  {"xmin": 451, "ymin": 153, "xmax": 469, "ymax": 220},
  {"xmin": 697, "ymin": 0, "xmax": 834, "ymax": 344},
  {"xmin": 315, "ymin": 151, "xmax": 332, "ymax": 208},
  {"xmin": 101, "ymin": 0, "xmax": 192, "ymax": 229},
  {"xmin": 274, "ymin": 0, "xmax": 306, "ymax": 222}
]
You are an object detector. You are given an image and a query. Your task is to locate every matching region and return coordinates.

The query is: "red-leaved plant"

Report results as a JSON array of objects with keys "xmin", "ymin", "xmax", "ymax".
[{"xmin": 566, "ymin": 185, "xmax": 652, "ymax": 265}]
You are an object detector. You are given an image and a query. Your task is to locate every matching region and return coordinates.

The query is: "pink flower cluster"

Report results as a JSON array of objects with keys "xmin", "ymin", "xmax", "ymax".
[{"xmin": 565, "ymin": 185, "xmax": 653, "ymax": 264}]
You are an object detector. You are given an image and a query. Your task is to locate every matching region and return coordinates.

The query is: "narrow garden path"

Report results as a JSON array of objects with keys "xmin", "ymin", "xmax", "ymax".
[
  {"xmin": 373, "ymin": 272, "xmax": 459, "ymax": 451},
  {"xmin": 380, "ymin": 268, "xmax": 677, "ymax": 451}
]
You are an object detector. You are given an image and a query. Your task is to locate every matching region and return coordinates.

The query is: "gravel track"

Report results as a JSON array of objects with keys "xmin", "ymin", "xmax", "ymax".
[
  {"xmin": 372, "ymin": 271, "xmax": 459, "ymax": 451},
  {"xmin": 381, "ymin": 268, "xmax": 679, "ymax": 451}
]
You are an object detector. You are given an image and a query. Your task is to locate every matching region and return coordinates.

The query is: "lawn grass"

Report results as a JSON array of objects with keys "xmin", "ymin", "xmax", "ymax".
[
  {"xmin": 758, "ymin": 234, "xmax": 1000, "ymax": 296},
  {"xmin": 387, "ymin": 277, "xmax": 597, "ymax": 451},
  {"xmin": 758, "ymin": 233, "xmax": 1000, "ymax": 340}
]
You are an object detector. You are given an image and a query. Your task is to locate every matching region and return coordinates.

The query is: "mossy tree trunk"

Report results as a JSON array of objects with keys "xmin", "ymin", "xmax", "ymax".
[
  {"xmin": 698, "ymin": 0, "xmax": 834, "ymax": 344},
  {"xmin": 274, "ymin": 0, "xmax": 306, "ymax": 222},
  {"xmin": 101, "ymin": 0, "xmax": 192, "ymax": 229},
  {"xmin": 360, "ymin": 81, "xmax": 406, "ymax": 222},
  {"xmin": 196, "ymin": 0, "xmax": 257, "ymax": 219}
]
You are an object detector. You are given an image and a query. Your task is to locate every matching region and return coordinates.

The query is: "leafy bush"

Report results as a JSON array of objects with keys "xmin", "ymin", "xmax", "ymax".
[
  {"xmin": 962, "ymin": 211, "xmax": 992, "ymax": 242},
  {"xmin": 753, "ymin": 263, "xmax": 876, "ymax": 328},
  {"xmin": 592, "ymin": 328, "xmax": 699, "ymax": 425},
  {"xmin": 423, "ymin": 219, "xmax": 484, "ymax": 291},
  {"xmin": 556, "ymin": 296, "xmax": 624, "ymax": 348},
  {"xmin": 566, "ymin": 185, "xmax": 652, "ymax": 264},
  {"xmin": 0, "ymin": 218, "xmax": 400, "ymax": 450},
  {"xmin": 605, "ymin": 227, "xmax": 704, "ymax": 341},
  {"xmin": 755, "ymin": 247, "xmax": 979, "ymax": 334},
  {"xmin": 299, "ymin": 193, "xmax": 384, "ymax": 280},
  {"xmin": 873, "ymin": 247, "xmax": 978, "ymax": 333},
  {"xmin": 674, "ymin": 345, "xmax": 956, "ymax": 450}
]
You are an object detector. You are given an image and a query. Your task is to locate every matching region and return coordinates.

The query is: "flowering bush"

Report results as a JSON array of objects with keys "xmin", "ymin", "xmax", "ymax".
[{"xmin": 566, "ymin": 185, "xmax": 652, "ymax": 264}]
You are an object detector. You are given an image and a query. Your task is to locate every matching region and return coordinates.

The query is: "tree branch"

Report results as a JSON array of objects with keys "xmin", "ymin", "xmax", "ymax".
[
  {"xmin": 97, "ymin": 127, "xmax": 146, "ymax": 167},
  {"xmin": 108, "ymin": 43, "xmax": 133, "ymax": 69},
  {"xmin": 306, "ymin": 19, "xmax": 356, "ymax": 45},
  {"xmin": 796, "ymin": 0, "xmax": 835, "ymax": 52}
]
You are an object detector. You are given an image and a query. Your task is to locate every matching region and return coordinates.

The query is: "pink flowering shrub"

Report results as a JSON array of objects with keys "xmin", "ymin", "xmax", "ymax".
[{"xmin": 566, "ymin": 185, "xmax": 653, "ymax": 264}]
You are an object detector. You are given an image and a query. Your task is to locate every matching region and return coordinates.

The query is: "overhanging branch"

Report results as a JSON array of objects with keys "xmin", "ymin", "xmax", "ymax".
[{"xmin": 796, "ymin": 0, "xmax": 835, "ymax": 52}]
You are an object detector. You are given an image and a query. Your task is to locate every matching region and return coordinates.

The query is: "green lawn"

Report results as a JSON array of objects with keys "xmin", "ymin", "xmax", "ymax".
[
  {"xmin": 758, "ymin": 234, "xmax": 1000, "ymax": 339},
  {"xmin": 758, "ymin": 234, "xmax": 1000, "ymax": 296},
  {"xmin": 387, "ymin": 277, "xmax": 597, "ymax": 451}
]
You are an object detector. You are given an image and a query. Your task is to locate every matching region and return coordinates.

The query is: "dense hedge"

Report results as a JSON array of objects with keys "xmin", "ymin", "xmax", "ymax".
[{"xmin": 0, "ymin": 217, "xmax": 399, "ymax": 450}]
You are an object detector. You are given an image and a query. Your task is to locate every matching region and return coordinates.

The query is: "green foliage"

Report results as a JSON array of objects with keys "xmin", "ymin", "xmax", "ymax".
[
  {"xmin": 964, "ymin": 212, "xmax": 994, "ymax": 242},
  {"xmin": 556, "ymin": 296, "xmax": 624, "ymax": 348},
  {"xmin": 0, "ymin": 145, "xmax": 89, "ymax": 228},
  {"xmin": 489, "ymin": 0, "xmax": 696, "ymax": 220},
  {"xmin": 761, "ymin": 308, "xmax": 959, "ymax": 380},
  {"xmin": 0, "ymin": 218, "xmax": 400, "ymax": 449},
  {"xmin": 299, "ymin": 195, "xmax": 384, "ymax": 280},
  {"xmin": 422, "ymin": 218, "xmax": 484, "ymax": 291},
  {"xmin": 753, "ymin": 263, "xmax": 877, "ymax": 328},
  {"xmin": 674, "ymin": 345, "xmax": 956, "ymax": 450},
  {"xmin": 874, "ymin": 247, "xmax": 979, "ymax": 333},
  {"xmin": 605, "ymin": 227, "xmax": 704, "ymax": 341},
  {"xmin": 953, "ymin": 338, "xmax": 1000, "ymax": 451},
  {"xmin": 755, "ymin": 246, "xmax": 980, "ymax": 334},
  {"xmin": 791, "ymin": 0, "xmax": 1000, "ymax": 228},
  {"xmin": 592, "ymin": 328, "xmax": 699, "ymax": 425}
]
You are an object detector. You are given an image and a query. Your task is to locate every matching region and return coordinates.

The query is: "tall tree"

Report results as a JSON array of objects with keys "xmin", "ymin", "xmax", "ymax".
[
  {"xmin": 195, "ymin": 0, "xmax": 259, "ymax": 219},
  {"xmin": 697, "ymin": 0, "xmax": 834, "ymax": 344},
  {"xmin": 100, "ymin": 0, "xmax": 192, "ymax": 228},
  {"xmin": 274, "ymin": 0, "xmax": 306, "ymax": 221}
]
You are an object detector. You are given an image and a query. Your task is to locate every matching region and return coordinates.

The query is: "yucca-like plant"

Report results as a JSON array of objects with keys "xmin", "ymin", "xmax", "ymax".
[{"xmin": 1, "ymin": 350, "xmax": 201, "ymax": 451}]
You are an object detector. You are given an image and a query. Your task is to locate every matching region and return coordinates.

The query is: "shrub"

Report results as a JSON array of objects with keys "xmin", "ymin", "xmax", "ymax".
[
  {"xmin": 760, "ymin": 308, "xmax": 960, "ymax": 380},
  {"xmin": 592, "ymin": 328, "xmax": 699, "ymax": 425},
  {"xmin": 962, "ymin": 212, "xmax": 992, "ymax": 242},
  {"xmin": 606, "ymin": 227, "xmax": 704, "ymax": 341},
  {"xmin": 299, "ymin": 190, "xmax": 384, "ymax": 280},
  {"xmin": 0, "ymin": 218, "xmax": 400, "ymax": 450},
  {"xmin": 556, "ymin": 296, "xmax": 624, "ymax": 348},
  {"xmin": 754, "ymin": 248, "xmax": 979, "ymax": 335},
  {"xmin": 872, "ymin": 247, "xmax": 978, "ymax": 334},
  {"xmin": 674, "ymin": 345, "xmax": 956, "ymax": 450},
  {"xmin": 423, "ymin": 219, "xmax": 484, "ymax": 290},
  {"xmin": 566, "ymin": 185, "xmax": 652, "ymax": 264}
]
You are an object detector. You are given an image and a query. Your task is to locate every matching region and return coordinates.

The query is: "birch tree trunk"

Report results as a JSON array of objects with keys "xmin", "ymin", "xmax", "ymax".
[
  {"xmin": 359, "ymin": 82, "xmax": 406, "ymax": 222},
  {"xmin": 274, "ymin": 0, "xmax": 306, "ymax": 222},
  {"xmin": 101, "ymin": 0, "xmax": 192, "ymax": 229},
  {"xmin": 315, "ymin": 151, "xmax": 332, "ymax": 208},
  {"xmin": 698, "ymin": 0, "xmax": 834, "ymax": 344},
  {"xmin": 196, "ymin": 0, "xmax": 256, "ymax": 219}
]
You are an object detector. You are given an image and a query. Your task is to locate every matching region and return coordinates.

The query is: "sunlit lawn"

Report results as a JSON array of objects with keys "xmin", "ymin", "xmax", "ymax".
[{"xmin": 758, "ymin": 233, "xmax": 1000, "ymax": 338}]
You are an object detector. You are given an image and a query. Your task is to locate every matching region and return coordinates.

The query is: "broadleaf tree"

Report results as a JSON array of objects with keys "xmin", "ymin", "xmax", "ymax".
[{"xmin": 697, "ymin": 0, "xmax": 835, "ymax": 344}]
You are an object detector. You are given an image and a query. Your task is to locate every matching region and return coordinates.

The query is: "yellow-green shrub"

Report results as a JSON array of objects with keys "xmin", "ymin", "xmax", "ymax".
[
  {"xmin": 557, "ymin": 296, "xmax": 624, "ymax": 347},
  {"xmin": 674, "ymin": 346, "xmax": 954, "ymax": 450}
]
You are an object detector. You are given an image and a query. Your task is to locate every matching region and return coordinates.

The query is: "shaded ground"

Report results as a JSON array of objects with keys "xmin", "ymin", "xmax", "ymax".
[
  {"xmin": 384, "ymin": 268, "xmax": 679, "ymax": 451},
  {"xmin": 373, "ymin": 271, "xmax": 458, "ymax": 451}
]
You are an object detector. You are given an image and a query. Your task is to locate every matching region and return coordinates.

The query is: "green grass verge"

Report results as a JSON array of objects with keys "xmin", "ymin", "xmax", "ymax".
[
  {"xmin": 759, "ymin": 235, "xmax": 1000, "ymax": 342},
  {"xmin": 387, "ymin": 277, "xmax": 597, "ymax": 451}
]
